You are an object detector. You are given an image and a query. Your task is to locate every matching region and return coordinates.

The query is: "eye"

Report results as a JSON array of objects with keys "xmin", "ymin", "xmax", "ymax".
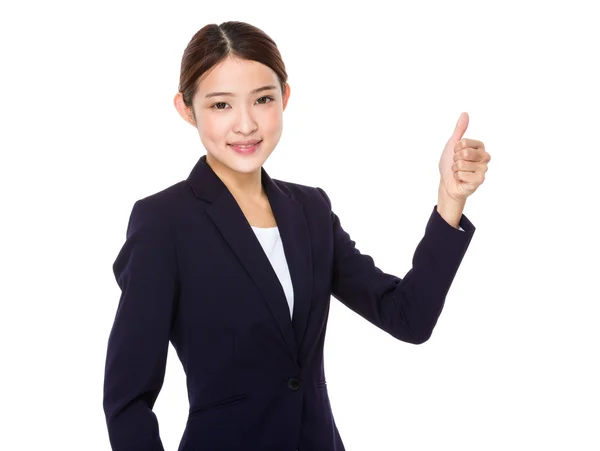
[
  {"xmin": 256, "ymin": 96, "xmax": 274, "ymax": 104},
  {"xmin": 210, "ymin": 96, "xmax": 274, "ymax": 110},
  {"xmin": 212, "ymin": 102, "xmax": 229, "ymax": 110}
]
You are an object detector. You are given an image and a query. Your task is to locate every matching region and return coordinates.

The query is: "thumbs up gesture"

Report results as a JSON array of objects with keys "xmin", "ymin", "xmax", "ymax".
[{"xmin": 438, "ymin": 112, "xmax": 491, "ymax": 202}]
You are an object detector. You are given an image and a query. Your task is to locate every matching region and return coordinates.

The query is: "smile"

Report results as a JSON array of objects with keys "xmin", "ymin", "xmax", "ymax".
[{"xmin": 229, "ymin": 141, "xmax": 262, "ymax": 154}]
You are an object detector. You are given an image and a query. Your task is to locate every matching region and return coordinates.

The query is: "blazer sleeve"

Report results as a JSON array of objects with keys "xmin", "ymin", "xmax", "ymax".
[
  {"xmin": 316, "ymin": 187, "xmax": 475, "ymax": 344},
  {"xmin": 103, "ymin": 198, "xmax": 179, "ymax": 451}
]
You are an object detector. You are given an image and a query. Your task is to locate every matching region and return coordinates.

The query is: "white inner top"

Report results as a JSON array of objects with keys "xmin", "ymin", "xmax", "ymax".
[{"xmin": 250, "ymin": 225, "xmax": 294, "ymax": 319}]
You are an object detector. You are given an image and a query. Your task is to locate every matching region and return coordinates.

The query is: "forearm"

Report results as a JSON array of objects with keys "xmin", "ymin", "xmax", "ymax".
[{"xmin": 437, "ymin": 181, "xmax": 466, "ymax": 229}]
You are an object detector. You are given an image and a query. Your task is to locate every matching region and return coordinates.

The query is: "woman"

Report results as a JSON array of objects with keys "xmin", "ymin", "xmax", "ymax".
[{"xmin": 102, "ymin": 21, "xmax": 490, "ymax": 451}]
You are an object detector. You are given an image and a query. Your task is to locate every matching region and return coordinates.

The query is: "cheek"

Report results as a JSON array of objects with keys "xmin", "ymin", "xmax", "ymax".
[
  {"xmin": 198, "ymin": 114, "xmax": 228, "ymax": 142},
  {"xmin": 261, "ymin": 109, "xmax": 283, "ymax": 135}
]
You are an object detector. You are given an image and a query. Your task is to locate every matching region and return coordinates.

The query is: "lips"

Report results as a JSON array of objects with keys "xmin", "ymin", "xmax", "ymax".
[
  {"xmin": 229, "ymin": 140, "xmax": 262, "ymax": 154},
  {"xmin": 228, "ymin": 139, "xmax": 261, "ymax": 146}
]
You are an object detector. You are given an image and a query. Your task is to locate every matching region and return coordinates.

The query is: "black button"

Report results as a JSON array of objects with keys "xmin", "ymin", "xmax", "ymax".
[{"xmin": 287, "ymin": 377, "xmax": 301, "ymax": 391}]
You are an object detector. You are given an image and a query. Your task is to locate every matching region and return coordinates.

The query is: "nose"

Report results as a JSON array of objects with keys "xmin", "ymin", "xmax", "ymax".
[{"xmin": 233, "ymin": 105, "xmax": 258, "ymax": 135}]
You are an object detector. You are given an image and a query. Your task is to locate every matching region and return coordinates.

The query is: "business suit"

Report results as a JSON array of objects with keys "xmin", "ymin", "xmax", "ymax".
[{"xmin": 103, "ymin": 154, "xmax": 476, "ymax": 450}]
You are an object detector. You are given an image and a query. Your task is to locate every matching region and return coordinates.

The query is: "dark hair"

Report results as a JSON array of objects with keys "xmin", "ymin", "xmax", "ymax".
[{"xmin": 178, "ymin": 21, "xmax": 288, "ymax": 120}]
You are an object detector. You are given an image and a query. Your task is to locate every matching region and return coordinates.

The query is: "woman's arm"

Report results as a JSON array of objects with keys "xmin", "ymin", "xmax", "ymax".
[
  {"xmin": 317, "ymin": 187, "xmax": 474, "ymax": 344},
  {"xmin": 103, "ymin": 198, "xmax": 179, "ymax": 451}
]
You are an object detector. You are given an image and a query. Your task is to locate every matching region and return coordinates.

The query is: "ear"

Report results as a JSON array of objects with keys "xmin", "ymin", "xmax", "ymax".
[
  {"xmin": 282, "ymin": 83, "xmax": 291, "ymax": 111},
  {"xmin": 173, "ymin": 92, "xmax": 197, "ymax": 127}
]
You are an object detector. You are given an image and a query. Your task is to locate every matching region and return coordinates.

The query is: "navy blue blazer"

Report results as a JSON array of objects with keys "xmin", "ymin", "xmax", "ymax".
[{"xmin": 103, "ymin": 154, "xmax": 475, "ymax": 450}]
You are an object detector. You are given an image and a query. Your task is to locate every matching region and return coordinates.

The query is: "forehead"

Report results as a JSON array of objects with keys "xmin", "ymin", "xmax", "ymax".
[{"xmin": 196, "ymin": 57, "xmax": 278, "ymax": 94}]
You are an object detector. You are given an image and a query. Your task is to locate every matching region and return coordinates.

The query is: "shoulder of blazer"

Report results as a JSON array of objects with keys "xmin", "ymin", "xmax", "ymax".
[
  {"xmin": 136, "ymin": 180, "xmax": 189, "ymax": 206},
  {"xmin": 123, "ymin": 180, "xmax": 189, "ymax": 232},
  {"xmin": 271, "ymin": 178, "xmax": 332, "ymax": 212}
]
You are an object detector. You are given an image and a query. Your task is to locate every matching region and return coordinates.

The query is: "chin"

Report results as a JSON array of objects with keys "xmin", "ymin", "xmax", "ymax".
[
  {"xmin": 212, "ymin": 149, "xmax": 271, "ymax": 174},
  {"xmin": 229, "ymin": 161, "xmax": 264, "ymax": 174}
]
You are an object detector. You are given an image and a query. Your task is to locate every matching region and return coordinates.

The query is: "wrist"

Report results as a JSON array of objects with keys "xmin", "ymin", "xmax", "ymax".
[{"xmin": 437, "ymin": 182, "xmax": 465, "ymax": 229}]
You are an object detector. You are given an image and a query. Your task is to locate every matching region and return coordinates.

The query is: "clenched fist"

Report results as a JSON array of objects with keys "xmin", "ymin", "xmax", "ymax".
[{"xmin": 438, "ymin": 112, "xmax": 491, "ymax": 202}]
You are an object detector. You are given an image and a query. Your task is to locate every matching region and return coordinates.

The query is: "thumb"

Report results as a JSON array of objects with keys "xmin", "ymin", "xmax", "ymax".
[{"xmin": 449, "ymin": 112, "xmax": 469, "ymax": 144}]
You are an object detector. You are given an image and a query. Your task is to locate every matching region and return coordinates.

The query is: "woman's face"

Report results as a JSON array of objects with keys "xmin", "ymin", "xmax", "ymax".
[{"xmin": 181, "ymin": 56, "xmax": 290, "ymax": 178}]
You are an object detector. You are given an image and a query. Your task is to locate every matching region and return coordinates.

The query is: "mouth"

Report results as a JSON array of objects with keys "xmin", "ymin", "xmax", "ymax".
[{"xmin": 228, "ymin": 140, "xmax": 262, "ymax": 154}]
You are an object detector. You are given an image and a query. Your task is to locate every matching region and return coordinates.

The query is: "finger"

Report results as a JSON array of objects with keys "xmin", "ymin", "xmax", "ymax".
[
  {"xmin": 452, "ymin": 160, "xmax": 488, "ymax": 173},
  {"xmin": 449, "ymin": 112, "xmax": 469, "ymax": 143},
  {"xmin": 454, "ymin": 138, "xmax": 485, "ymax": 152},
  {"xmin": 454, "ymin": 171, "xmax": 482, "ymax": 183},
  {"xmin": 454, "ymin": 147, "xmax": 489, "ymax": 162}
]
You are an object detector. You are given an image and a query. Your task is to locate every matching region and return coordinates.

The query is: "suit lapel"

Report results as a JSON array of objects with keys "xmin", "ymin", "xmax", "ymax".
[{"xmin": 186, "ymin": 155, "xmax": 314, "ymax": 360}]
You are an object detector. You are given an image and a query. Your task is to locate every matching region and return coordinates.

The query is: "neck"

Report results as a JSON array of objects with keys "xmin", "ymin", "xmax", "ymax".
[{"xmin": 206, "ymin": 153, "xmax": 265, "ymax": 201}]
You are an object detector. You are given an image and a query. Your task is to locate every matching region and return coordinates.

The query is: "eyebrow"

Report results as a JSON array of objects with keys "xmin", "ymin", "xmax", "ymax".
[{"xmin": 204, "ymin": 85, "xmax": 278, "ymax": 99}]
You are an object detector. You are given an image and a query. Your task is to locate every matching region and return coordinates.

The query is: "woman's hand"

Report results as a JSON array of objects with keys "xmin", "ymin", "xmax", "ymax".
[{"xmin": 438, "ymin": 112, "xmax": 491, "ymax": 202}]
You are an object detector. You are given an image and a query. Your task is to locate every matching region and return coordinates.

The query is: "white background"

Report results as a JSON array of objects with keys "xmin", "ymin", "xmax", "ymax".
[{"xmin": 1, "ymin": 1, "xmax": 599, "ymax": 450}]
